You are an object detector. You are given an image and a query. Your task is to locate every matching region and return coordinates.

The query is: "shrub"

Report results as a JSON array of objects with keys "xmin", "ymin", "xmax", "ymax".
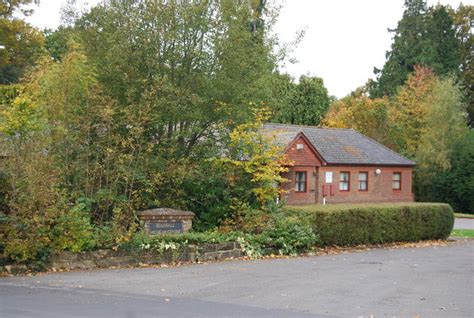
[
  {"xmin": 50, "ymin": 209, "xmax": 96, "ymax": 253},
  {"xmin": 122, "ymin": 230, "xmax": 236, "ymax": 251},
  {"xmin": 2, "ymin": 202, "xmax": 98, "ymax": 263},
  {"xmin": 257, "ymin": 215, "xmax": 319, "ymax": 255},
  {"xmin": 2, "ymin": 216, "xmax": 52, "ymax": 264},
  {"xmin": 285, "ymin": 203, "xmax": 454, "ymax": 246}
]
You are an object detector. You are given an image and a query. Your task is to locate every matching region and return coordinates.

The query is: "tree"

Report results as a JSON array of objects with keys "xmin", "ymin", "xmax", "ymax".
[
  {"xmin": 389, "ymin": 67, "xmax": 468, "ymax": 201},
  {"xmin": 1, "ymin": 0, "xmax": 287, "ymax": 231},
  {"xmin": 72, "ymin": 0, "xmax": 278, "ymax": 153},
  {"xmin": 432, "ymin": 131, "xmax": 474, "ymax": 213},
  {"xmin": 268, "ymin": 72, "xmax": 295, "ymax": 120},
  {"xmin": 0, "ymin": 0, "xmax": 43, "ymax": 84},
  {"xmin": 0, "ymin": 18, "xmax": 44, "ymax": 84},
  {"xmin": 389, "ymin": 66, "xmax": 437, "ymax": 155},
  {"xmin": 423, "ymin": 5, "xmax": 460, "ymax": 77},
  {"xmin": 0, "ymin": 47, "xmax": 102, "ymax": 260},
  {"xmin": 413, "ymin": 76, "xmax": 468, "ymax": 200},
  {"xmin": 369, "ymin": 0, "xmax": 429, "ymax": 97},
  {"xmin": 369, "ymin": 1, "xmax": 461, "ymax": 98},
  {"xmin": 0, "ymin": 0, "xmax": 38, "ymax": 18},
  {"xmin": 322, "ymin": 88, "xmax": 392, "ymax": 146},
  {"xmin": 451, "ymin": 4, "xmax": 473, "ymax": 126},
  {"xmin": 219, "ymin": 107, "xmax": 290, "ymax": 207},
  {"xmin": 44, "ymin": 27, "xmax": 76, "ymax": 62},
  {"xmin": 272, "ymin": 75, "xmax": 330, "ymax": 126}
]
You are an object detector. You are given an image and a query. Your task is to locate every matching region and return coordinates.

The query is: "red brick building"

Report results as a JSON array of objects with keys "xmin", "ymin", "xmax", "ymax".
[{"xmin": 263, "ymin": 123, "xmax": 415, "ymax": 205}]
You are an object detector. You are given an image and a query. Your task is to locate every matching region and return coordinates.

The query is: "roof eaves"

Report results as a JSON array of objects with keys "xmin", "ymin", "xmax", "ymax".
[{"xmin": 324, "ymin": 162, "xmax": 416, "ymax": 167}]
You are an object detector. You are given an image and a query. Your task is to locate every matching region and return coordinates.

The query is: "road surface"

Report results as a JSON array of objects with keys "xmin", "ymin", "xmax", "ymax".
[
  {"xmin": 1, "ymin": 240, "xmax": 473, "ymax": 318},
  {"xmin": 454, "ymin": 218, "xmax": 474, "ymax": 230}
]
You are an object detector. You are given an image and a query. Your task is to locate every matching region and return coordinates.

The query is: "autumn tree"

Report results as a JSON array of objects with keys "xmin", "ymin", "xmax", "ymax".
[
  {"xmin": 0, "ymin": 0, "xmax": 290, "ymax": 246},
  {"xmin": 0, "ymin": 47, "xmax": 101, "ymax": 260},
  {"xmin": 207, "ymin": 106, "xmax": 291, "ymax": 231},
  {"xmin": 322, "ymin": 88, "xmax": 392, "ymax": 146},
  {"xmin": 219, "ymin": 107, "xmax": 290, "ymax": 206},
  {"xmin": 413, "ymin": 76, "xmax": 468, "ymax": 200},
  {"xmin": 324, "ymin": 66, "xmax": 468, "ymax": 201},
  {"xmin": 388, "ymin": 66, "xmax": 437, "ymax": 155},
  {"xmin": 386, "ymin": 67, "xmax": 468, "ymax": 201}
]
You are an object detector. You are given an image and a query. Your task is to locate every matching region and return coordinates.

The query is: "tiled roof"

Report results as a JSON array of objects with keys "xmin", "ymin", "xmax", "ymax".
[{"xmin": 263, "ymin": 123, "xmax": 415, "ymax": 166}]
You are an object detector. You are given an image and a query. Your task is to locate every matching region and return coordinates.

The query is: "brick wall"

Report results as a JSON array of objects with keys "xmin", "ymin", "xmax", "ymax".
[
  {"xmin": 316, "ymin": 165, "xmax": 414, "ymax": 204},
  {"xmin": 281, "ymin": 167, "xmax": 317, "ymax": 205},
  {"xmin": 285, "ymin": 135, "xmax": 322, "ymax": 166},
  {"xmin": 280, "ymin": 136, "xmax": 321, "ymax": 204}
]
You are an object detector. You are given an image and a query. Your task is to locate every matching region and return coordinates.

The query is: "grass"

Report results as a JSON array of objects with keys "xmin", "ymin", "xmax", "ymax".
[
  {"xmin": 451, "ymin": 229, "xmax": 474, "ymax": 238},
  {"xmin": 454, "ymin": 213, "xmax": 474, "ymax": 219}
]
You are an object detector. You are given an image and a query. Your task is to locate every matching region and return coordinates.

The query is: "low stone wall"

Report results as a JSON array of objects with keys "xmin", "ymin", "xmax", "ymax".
[{"xmin": 1, "ymin": 242, "xmax": 244, "ymax": 275}]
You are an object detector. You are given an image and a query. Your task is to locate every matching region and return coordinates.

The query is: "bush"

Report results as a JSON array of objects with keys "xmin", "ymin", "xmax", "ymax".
[
  {"xmin": 257, "ymin": 215, "xmax": 319, "ymax": 255},
  {"xmin": 122, "ymin": 230, "xmax": 236, "ymax": 251},
  {"xmin": 284, "ymin": 203, "xmax": 454, "ymax": 246},
  {"xmin": 2, "ymin": 216, "xmax": 52, "ymax": 264},
  {"xmin": 50, "ymin": 209, "xmax": 96, "ymax": 253},
  {"xmin": 2, "ymin": 202, "xmax": 98, "ymax": 263}
]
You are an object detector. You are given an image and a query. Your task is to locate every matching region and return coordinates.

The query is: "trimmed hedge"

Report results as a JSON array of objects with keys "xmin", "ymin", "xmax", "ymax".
[{"xmin": 284, "ymin": 203, "xmax": 454, "ymax": 246}]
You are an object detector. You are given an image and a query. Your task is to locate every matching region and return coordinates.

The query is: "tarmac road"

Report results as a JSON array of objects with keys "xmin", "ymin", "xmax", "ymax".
[
  {"xmin": 454, "ymin": 217, "xmax": 474, "ymax": 230},
  {"xmin": 1, "ymin": 240, "xmax": 473, "ymax": 318}
]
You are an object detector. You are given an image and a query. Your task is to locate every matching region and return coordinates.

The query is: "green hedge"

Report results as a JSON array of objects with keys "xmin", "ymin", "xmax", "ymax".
[{"xmin": 284, "ymin": 203, "xmax": 454, "ymax": 246}]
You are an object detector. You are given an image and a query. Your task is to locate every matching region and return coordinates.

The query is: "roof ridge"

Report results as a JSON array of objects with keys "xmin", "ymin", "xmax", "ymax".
[
  {"xmin": 350, "ymin": 130, "xmax": 415, "ymax": 165},
  {"xmin": 264, "ymin": 122, "xmax": 354, "ymax": 131}
]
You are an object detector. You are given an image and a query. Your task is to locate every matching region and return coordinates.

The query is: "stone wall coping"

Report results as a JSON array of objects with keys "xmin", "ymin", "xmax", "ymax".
[{"xmin": 136, "ymin": 208, "xmax": 195, "ymax": 218}]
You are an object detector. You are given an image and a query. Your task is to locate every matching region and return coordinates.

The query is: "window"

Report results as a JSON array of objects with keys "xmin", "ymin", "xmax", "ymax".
[
  {"xmin": 295, "ymin": 171, "xmax": 307, "ymax": 192},
  {"xmin": 393, "ymin": 172, "xmax": 401, "ymax": 190},
  {"xmin": 358, "ymin": 172, "xmax": 368, "ymax": 191},
  {"xmin": 339, "ymin": 172, "xmax": 350, "ymax": 191}
]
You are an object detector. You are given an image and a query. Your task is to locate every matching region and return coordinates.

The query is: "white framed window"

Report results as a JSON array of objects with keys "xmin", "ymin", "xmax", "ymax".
[
  {"xmin": 358, "ymin": 172, "xmax": 368, "ymax": 191},
  {"xmin": 339, "ymin": 172, "xmax": 350, "ymax": 191},
  {"xmin": 393, "ymin": 172, "xmax": 401, "ymax": 190},
  {"xmin": 295, "ymin": 171, "xmax": 307, "ymax": 192}
]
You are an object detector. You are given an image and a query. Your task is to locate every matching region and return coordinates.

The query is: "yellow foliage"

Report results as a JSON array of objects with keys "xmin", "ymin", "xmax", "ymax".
[
  {"xmin": 390, "ymin": 66, "xmax": 437, "ymax": 155},
  {"xmin": 322, "ymin": 91, "xmax": 392, "ymax": 146},
  {"xmin": 0, "ymin": 95, "xmax": 43, "ymax": 136},
  {"xmin": 220, "ymin": 106, "xmax": 292, "ymax": 207}
]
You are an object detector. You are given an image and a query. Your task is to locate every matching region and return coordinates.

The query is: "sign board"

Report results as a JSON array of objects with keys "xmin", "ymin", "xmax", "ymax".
[
  {"xmin": 147, "ymin": 221, "xmax": 184, "ymax": 234},
  {"xmin": 325, "ymin": 172, "xmax": 333, "ymax": 184}
]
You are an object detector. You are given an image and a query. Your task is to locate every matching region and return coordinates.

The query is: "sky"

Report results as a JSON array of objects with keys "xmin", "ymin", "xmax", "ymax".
[{"xmin": 25, "ymin": 0, "xmax": 472, "ymax": 98}]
